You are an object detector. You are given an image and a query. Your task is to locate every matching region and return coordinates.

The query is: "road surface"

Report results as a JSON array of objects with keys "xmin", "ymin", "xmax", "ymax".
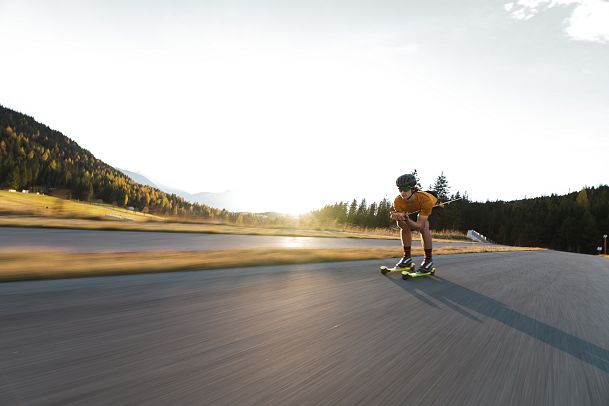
[
  {"xmin": 1, "ymin": 250, "xmax": 609, "ymax": 405},
  {"xmin": 0, "ymin": 226, "xmax": 478, "ymax": 252}
]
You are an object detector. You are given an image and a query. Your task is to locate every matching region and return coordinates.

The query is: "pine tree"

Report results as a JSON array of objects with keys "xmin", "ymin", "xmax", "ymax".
[
  {"xmin": 7, "ymin": 166, "xmax": 20, "ymax": 189},
  {"xmin": 356, "ymin": 199, "xmax": 368, "ymax": 226},
  {"xmin": 576, "ymin": 188, "xmax": 590, "ymax": 209},
  {"xmin": 412, "ymin": 169, "xmax": 420, "ymax": 186},
  {"xmin": 336, "ymin": 202, "xmax": 348, "ymax": 224},
  {"xmin": 366, "ymin": 202, "xmax": 377, "ymax": 227},
  {"xmin": 86, "ymin": 182, "xmax": 94, "ymax": 201},
  {"xmin": 431, "ymin": 172, "xmax": 450, "ymax": 201},
  {"xmin": 347, "ymin": 199, "xmax": 358, "ymax": 224},
  {"xmin": 376, "ymin": 198, "xmax": 391, "ymax": 228}
]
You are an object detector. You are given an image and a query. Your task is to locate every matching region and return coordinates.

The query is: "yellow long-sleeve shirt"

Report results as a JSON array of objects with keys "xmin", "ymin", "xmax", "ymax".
[{"xmin": 393, "ymin": 191, "xmax": 437, "ymax": 216}]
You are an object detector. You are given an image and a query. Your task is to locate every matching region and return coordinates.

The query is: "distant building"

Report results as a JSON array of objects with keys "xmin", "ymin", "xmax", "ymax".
[
  {"xmin": 127, "ymin": 206, "xmax": 135, "ymax": 211},
  {"xmin": 8, "ymin": 189, "xmax": 17, "ymax": 193},
  {"xmin": 21, "ymin": 190, "xmax": 29, "ymax": 194}
]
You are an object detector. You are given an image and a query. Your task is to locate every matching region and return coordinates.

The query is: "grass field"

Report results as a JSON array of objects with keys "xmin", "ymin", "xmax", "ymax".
[
  {"xmin": 0, "ymin": 246, "xmax": 543, "ymax": 282},
  {"xmin": 0, "ymin": 190, "xmax": 163, "ymax": 221}
]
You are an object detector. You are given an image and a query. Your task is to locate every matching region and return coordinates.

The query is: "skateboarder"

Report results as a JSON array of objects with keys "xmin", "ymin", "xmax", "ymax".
[{"xmin": 390, "ymin": 173, "xmax": 438, "ymax": 273}]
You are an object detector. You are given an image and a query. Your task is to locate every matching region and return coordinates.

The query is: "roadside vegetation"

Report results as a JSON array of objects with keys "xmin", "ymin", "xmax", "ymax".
[{"xmin": 0, "ymin": 246, "xmax": 542, "ymax": 282}]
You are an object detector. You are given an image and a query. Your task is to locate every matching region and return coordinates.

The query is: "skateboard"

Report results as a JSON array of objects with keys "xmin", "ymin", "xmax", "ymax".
[{"xmin": 401, "ymin": 268, "xmax": 435, "ymax": 280}]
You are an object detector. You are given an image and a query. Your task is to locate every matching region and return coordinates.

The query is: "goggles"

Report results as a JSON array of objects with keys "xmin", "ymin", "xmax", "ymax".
[{"xmin": 398, "ymin": 186, "xmax": 411, "ymax": 192}]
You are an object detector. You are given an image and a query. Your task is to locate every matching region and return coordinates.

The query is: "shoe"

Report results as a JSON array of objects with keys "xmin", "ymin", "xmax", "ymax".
[
  {"xmin": 418, "ymin": 259, "xmax": 434, "ymax": 273},
  {"xmin": 395, "ymin": 256, "xmax": 413, "ymax": 269}
]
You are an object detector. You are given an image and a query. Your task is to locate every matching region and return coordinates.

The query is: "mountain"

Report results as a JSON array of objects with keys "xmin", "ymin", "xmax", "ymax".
[
  {"xmin": 117, "ymin": 169, "xmax": 194, "ymax": 202},
  {"xmin": 191, "ymin": 190, "xmax": 244, "ymax": 212},
  {"xmin": 0, "ymin": 104, "xmax": 219, "ymax": 217},
  {"xmin": 117, "ymin": 169, "xmax": 249, "ymax": 212},
  {"xmin": 117, "ymin": 169, "xmax": 159, "ymax": 189}
]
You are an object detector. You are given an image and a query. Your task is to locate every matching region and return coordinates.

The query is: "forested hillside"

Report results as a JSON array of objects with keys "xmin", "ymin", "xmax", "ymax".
[
  {"xmin": 460, "ymin": 187, "xmax": 609, "ymax": 254},
  {"xmin": 309, "ymin": 184, "xmax": 608, "ymax": 255},
  {"xmin": 0, "ymin": 105, "xmax": 217, "ymax": 216}
]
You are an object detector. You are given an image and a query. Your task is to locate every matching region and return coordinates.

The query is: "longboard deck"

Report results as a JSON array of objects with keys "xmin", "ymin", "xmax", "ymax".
[{"xmin": 402, "ymin": 268, "xmax": 436, "ymax": 280}]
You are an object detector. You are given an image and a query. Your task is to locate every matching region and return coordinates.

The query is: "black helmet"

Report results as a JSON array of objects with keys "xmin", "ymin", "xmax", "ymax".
[{"xmin": 396, "ymin": 173, "xmax": 417, "ymax": 190}]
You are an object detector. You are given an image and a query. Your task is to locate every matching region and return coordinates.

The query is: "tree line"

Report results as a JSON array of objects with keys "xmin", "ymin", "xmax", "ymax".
[
  {"xmin": 459, "ymin": 187, "xmax": 609, "ymax": 254},
  {"xmin": 307, "ymin": 171, "xmax": 467, "ymax": 229},
  {"xmin": 308, "ymin": 170, "xmax": 608, "ymax": 255}
]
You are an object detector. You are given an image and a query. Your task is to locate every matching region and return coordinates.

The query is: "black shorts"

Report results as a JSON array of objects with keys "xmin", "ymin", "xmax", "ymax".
[{"xmin": 427, "ymin": 209, "xmax": 439, "ymax": 229}]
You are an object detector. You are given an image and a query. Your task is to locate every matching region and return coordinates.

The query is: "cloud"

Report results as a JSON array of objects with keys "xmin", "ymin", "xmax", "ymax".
[
  {"xmin": 512, "ymin": 7, "xmax": 537, "ymax": 19},
  {"xmin": 566, "ymin": 0, "xmax": 609, "ymax": 42},
  {"xmin": 506, "ymin": 0, "xmax": 609, "ymax": 43}
]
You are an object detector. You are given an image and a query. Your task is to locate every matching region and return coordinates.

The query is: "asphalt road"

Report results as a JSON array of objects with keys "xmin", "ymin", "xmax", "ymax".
[
  {"xmin": 0, "ymin": 226, "xmax": 478, "ymax": 252},
  {"xmin": 1, "ymin": 250, "xmax": 609, "ymax": 405}
]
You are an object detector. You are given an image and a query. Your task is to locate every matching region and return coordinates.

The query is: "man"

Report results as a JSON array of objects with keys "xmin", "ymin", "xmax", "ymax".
[{"xmin": 390, "ymin": 173, "xmax": 438, "ymax": 273}]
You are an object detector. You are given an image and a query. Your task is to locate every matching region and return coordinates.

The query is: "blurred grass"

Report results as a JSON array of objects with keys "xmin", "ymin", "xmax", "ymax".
[{"xmin": 0, "ymin": 246, "xmax": 543, "ymax": 282}]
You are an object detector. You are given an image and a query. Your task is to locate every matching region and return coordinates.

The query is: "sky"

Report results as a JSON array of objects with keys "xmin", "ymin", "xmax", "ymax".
[{"xmin": 1, "ymin": 0, "xmax": 608, "ymax": 214}]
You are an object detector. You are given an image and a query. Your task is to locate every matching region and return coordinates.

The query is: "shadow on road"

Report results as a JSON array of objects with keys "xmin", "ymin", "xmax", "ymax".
[{"xmin": 388, "ymin": 275, "xmax": 609, "ymax": 374}]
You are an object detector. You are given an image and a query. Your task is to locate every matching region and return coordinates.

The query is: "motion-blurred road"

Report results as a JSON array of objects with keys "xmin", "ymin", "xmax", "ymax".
[
  {"xmin": 2, "ymin": 250, "xmax": 609, "ymax": 405},
  {"xmin": 0, "ymin": 226, "xmax": 478, "ymax": 251}
]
